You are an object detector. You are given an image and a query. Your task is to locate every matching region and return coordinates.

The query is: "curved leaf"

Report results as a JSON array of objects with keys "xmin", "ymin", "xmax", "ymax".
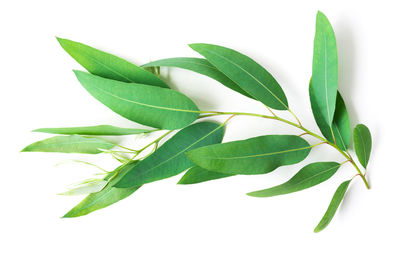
[
  {"xmin": 186, "ymin": 135, "xmax": 312, "ymax": 175},
  {"xmin": 353, "ymin": 124, "xmax": 372, "ymax": 168},
  {"xmin": 74, "ymin": 70, "xmax": 199, "ymax": 130},
  {"xmin": 142, "ymin": 57, "xmax": 252, "ymax": 98},
  {"xmin": 58, "ymin": 178, "xmax": 108, "ymax": 196},
  {"xmin": 21, "ymin": 135, "xmax": 114, "ymax": 154},
  {"xmin": 314, "ymin": 180, "xmax": 351, "ymax": 233},
  {"xmin": 33, "ymin": 125, "xmax": 155, "ymax": 136},
  {"xmin": 247, "ymin": 162, "xmax": 341, "ymax": 197},
  {"xmin": 57, "ymin": 37, "xmax": 168, "ymax": 88},
  {"xmin": 114, "ymin": 121, "xmax": 225, "ymax": 188},
  {"xmin": 310, "ymin": 82, "xmax": 351, "ymax": 151},
  {"xmin": 178, "ymin": 166, "xmax": 236, "ymax": 184},
  {"xmin": 63, "ymin": 162, "xmax": 141, "ymax": 218},
  {"xmin": 189, "ymin": 43, "xmax": 288, "ymax": 110},
  {"xmin": 311, "ymin": 11, "xmax": 338, "ymax": 125}
]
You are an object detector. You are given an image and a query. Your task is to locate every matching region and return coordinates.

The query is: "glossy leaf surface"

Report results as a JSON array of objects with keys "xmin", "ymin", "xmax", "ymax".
[
  {"xmin": 310, "ymin": 84, "xmax": 351, "ymax": 151},
  {"xmin": 63, "ymin": 162, "xmax": 141, "ymax": 218},
  {"xmin": 115, "ymin": 122, "xmax": 225, "ymax": 188},
  {"xmin": 353, "ymin": 124, "xmax": 372, "ymax": 168},
  {"xmin": 142, "ymin": 57, "xmax": 252, "ymax": 98},
  {"xmin": 247, "ymin": 162, "xmax": 340, "ymax": 197},
  {"xmin": 186, "ymin": 135, "xmax": 311, "ymax": 175},
  {"xmin": 311, "ymin": 11, "xmax": 338, "ymax": 125},
  {"xmin": 33, "ymin": 125, "xmax": 154, "ymax": 136},
  {"xmin": 314, "ymin": 180, "xmax": 351, "ymax": 233},
  {"xmin": 178, "ymin": 166, "xmax": 236, "ymax": 184},
  {"xmin": 57, "ymin": 37, "xmax": 168, "ymax": 88},
  {"xmin": 21, "ymin": 135, "xmax": 114, "ymax": 154},
  {"xmin": 189, "ymin": 43, "xmax": 288, "ymax": 110},
  {"xmin": 74, "ymin": 70, "xmax": 199, "ymax": 130}
]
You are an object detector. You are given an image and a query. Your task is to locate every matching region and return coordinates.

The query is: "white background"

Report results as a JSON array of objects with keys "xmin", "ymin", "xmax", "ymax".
[{"xmin": 1, "ymin": 0, "xmax": 399, "ymax": 261}]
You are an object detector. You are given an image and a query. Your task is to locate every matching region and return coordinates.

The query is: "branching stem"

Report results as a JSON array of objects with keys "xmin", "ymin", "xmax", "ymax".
[{"xmin": 198, "ymin": 110, "xmax": 370, "ymax": 189}]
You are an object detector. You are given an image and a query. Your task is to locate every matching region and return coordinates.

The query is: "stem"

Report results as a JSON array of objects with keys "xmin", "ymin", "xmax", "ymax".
[{"xmin": 198, "ymin": 110, "xmax": 370, "ymax": 189}]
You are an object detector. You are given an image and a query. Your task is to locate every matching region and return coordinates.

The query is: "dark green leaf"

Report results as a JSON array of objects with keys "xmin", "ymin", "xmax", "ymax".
[
  {"xmin": 74, "ymin": 70, "xmax": 199, "ymax": 130},
  {"xmin": 189, "ymin": 43, "xmax": 288, "ymax": 110},
  {"xmin": 63, "ymin": 162, "xmax": 141, "ymax": 218},
  {"xmin": 314, "ymin": 180, "xmax": 351, "ymax": 233},
  {"xmin": 178, "ymin": 166, "xmax": 236, "ymax": 184},
  {"xmin": 142, "ymin": 57, "xmax": 252, "ymax": 98},
  {"xmin": 186, "ymin": 135, "xmax": 311, "ymax": 175},
  {"xmin": 57, "ymin": 37, "xmax": 168, "ymax": 88},
  {"xmin": 114, "ymin": 122, "xmax": 225, "ymax": 188},
  {"xmin": 33, "ymin": 125, "xmax": 155, "ymax": 136},
  {"xmin": 310, "ymin": 82, "xmax": 351, "ymax": 151},
  {"xmin": 247, "ymin": 162, "xmax": 341, "ymax": 197},
  {"xmin": 353, "ymin": 124, "xmax": 372, "ymax": 168},
  {"xmin": 310, "ymin": 11, "xmax": 338, "ymax": 125},
  {"xmin": 21, "ymin": 135, "xmax": 114, "ymax": 154}
]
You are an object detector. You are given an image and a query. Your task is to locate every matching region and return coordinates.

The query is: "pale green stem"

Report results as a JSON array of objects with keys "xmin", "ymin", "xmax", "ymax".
[{"xmin": 198, "ymin": 110, "xmax": 370, "ymax": 189}]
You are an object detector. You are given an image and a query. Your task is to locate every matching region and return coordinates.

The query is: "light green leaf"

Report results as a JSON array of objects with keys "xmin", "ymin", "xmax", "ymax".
[
  {"xmin": 74, "ymin": 70, "xmax": 199, "ymax": 130},
  {"xmin": 189, "ymin": 43, "xmax": 288, "ymax": 110},
  {"xmin": 58, "ymin": 178, "xmax": 108, "ymax": 196},
  {"xmin": 33, "ymin": 125, "xmax": 155, "ymax": 136},
  {"xmin": 311, "ymin": 11, "xmax": 338, "ymax": 125},
  {"xmin": 63, "ymin": 162, "xmax": 141, "ymax": 218},
  {"xmin": 57, "ymin": 37, "xmax": 168, "ymax": 88},
  {"xmin": 314, "ymin": 180, "xmax": 351, "ymax": 233},
  {"xmin": 142, "ymin": 57, "xmax": 252, "ymax": 98},
  {"xmin": 247, "ymin": 162, "xmax": 341, "ymax": 197},
  {"xmin": 310, "ymin": 82, "xmax": 351, "ymax": 151},
  {"xmin": 353, "ymin": 124, "xmax": 372, "ymax": 168},
  {"xmin": 21, "ymin": 135, "xmax": 114, "ymax": 154},
  {"xmin": 178, "ymin": 166, "xmax": 236, "ymax": 184},
  {"xmin": 114, "ymin": 121, "xmax": 225, "ymax": 188},
  {"xmin": 186, "ymin": 135, "xmax": 312, "ymax": 175}
]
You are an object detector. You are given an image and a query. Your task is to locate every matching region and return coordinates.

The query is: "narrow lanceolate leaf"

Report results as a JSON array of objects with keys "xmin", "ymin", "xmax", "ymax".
[
  {"xmin": 247, "ymin": 162, "xmax": 341, "ymax": 197},
  {"xmin": 189, "ymin": 43, "xmax": 288, "ymax": 110},
  {"xmin": 57, "ymin": 37, "xmax": 168, "ymax": 88},
  {"xmin": 114, "ymin": 122, "xmax": 225, "ymax": 188},
  {"xmin": 21, "ymin": 135, "xmax": 114, "ymax": 154},
  {"xmin": 142, "ymin": 57, "xmax": 252, "ymax": 98},
  {"xmin": 310, "ymin": 84, "xmax": 351, "ymax": 151},
  {"xmin": 311, "ymin": 11, "xmax": 338, "ymax": 125},
  {"xmin": 353, "ymin": 124, "xmax": 372, "ymax": 168},
  {"xmin": 58, "ymin": 178, "xmax": 108, "ymax": 196},
  {"xmin": 33, "ymin": 125, "xmax": 155, "ymax": 136},
  {"xmin": 178, "ymin": 166, "xmax": 236, "ymax": 185},
  {"xmin": 74, "ymin": 70, "xmax": 199, "ymax": 130},
  {"xmin": 63, "ymin": 162, "xmax": 141, "ymax": 218},
  {"xmin": 314, "ymin": 180, "xmax": 351, "ymax": 233},
  {"xmin": 186, "ymin": 135, "xmax": 311, "ymax": 175}
]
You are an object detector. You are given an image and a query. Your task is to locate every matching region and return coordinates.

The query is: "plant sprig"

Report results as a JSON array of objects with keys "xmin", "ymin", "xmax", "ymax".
[{"xmin": 23, "ymin": 11, "xmax": 372, "ymax": 232}]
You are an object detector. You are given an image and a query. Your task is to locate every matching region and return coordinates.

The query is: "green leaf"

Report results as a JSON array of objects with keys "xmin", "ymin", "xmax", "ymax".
[
  {"xmin": 33, "ymin": 125, "xmax": 155, "ymax": 136},
  {"xmin": 114, "ymin": 121, "xmax": 225, "ymax": 188},
  {"xmin": 63, "ymin": 162, "xmax": 141, "ymax": 218},
  {"xmin": 310, "ymin": 83, "xmax": 351, "ymax": 151},
  {"xmin": 353, "ymin": 124, "xmax": 372, "ymax": 168},
  {"xmin": 189, "ymin": 43, "xmax": 288, "ymax": 110},
  {"xmin": 314, "ymin": 180, "xmax": 351, "ymax": 233},
  {"xmin": 186, "ymin": 135, "xmax": 312, "ymax": 175},
  {"xmin": 74, "ymin": 70, "xmax": 199, "ymax": 130},
  {"xmin": 21, "ymin": 135, "xmax": 114, "ymax": 154},
  {"xmin": 142, "ymin": 57, "xmax": 252, "ymax": 98},
  {"xmin": 178, "ymin": 166, "xmax": 236, "ymax": 184},
  {"xmin": 57, "ymin": 37, "xmax": 169, "ymax": 88},
  {"xmin": 247, "ymin": 162, "xmax": 341, "ymax": 197},
  {"xmin": 310, "ymin": 11, "xmax": 338, "ymax": 125}
]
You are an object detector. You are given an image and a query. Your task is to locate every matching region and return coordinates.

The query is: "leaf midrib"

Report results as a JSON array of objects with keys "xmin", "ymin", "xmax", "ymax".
[
  {"xmin": 199, "ymin": 47, "xmax": 288, "ymax": 109},
  {"xmin": 199, "ymin": 145, "xmax": 312, "ymax": 160}
]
